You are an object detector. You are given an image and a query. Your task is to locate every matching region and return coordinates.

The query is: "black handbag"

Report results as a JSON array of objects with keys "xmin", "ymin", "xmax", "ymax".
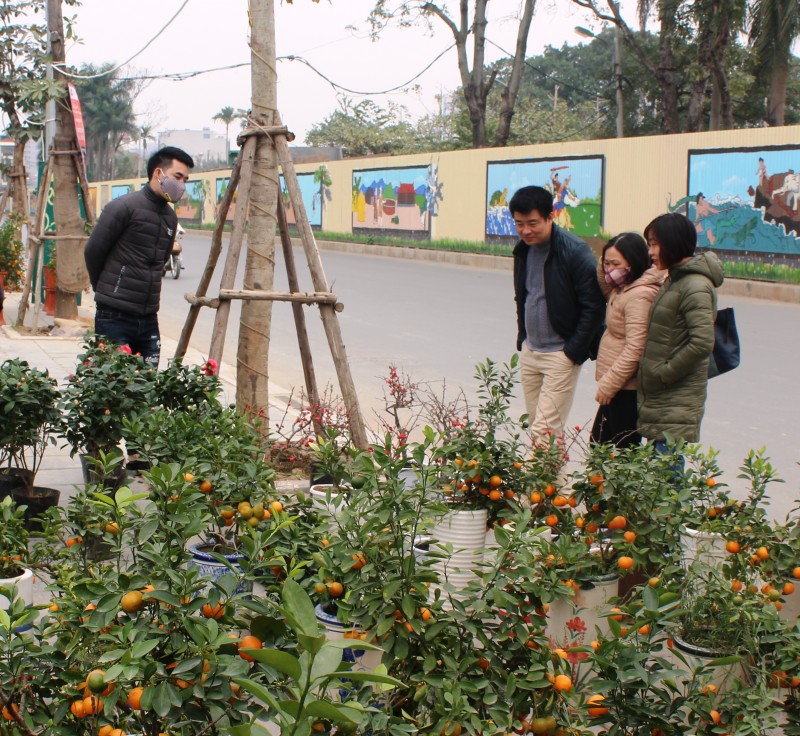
[{"xmin": 708, "ymin": 307, "xmax": 740, "ymax": 378}]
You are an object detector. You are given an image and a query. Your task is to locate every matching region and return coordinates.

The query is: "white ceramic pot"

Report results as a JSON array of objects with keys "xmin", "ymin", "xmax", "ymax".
[
  {"xmin": 546, "ymin": 572, "xmax": 619, "ymax": 651},
  {"xmin": 309, "ymin": 484, "xmax": 349, "ymax": 518},
  {"xmin": 0, "ymin": 567, "xmax": 34, "ymax": 609},
  {"xmin": 430, "ymin": 508, "xmax": 488, "ymax": 604},
  {"xmin": 314, "ymin": 603, "xmax": 382, "ymax": 673},
  {"xmin": 680, "ymin": 525, "xmax": 727, "ymax": 570},
  {"xmin": 668, "ymin": 635, "xmax": 747, "ymax": 693}
]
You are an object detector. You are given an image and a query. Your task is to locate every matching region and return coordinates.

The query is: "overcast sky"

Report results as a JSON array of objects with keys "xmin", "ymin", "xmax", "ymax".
[{"xmin": 63, "ymin": 0, "xmax": 642, "ymax": 145}]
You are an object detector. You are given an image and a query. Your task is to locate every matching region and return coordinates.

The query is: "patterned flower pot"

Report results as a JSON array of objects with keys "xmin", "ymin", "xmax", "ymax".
[
  {"xmin": 187, "ymin": 544, "xmax": 253, "ymax": 595},
  {"xmin": 314, "ymin": 603, "xmax": 382, "ymax": 673}
]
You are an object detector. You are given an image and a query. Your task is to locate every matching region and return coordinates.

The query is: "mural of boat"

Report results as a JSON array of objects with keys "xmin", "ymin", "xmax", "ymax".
[{"xmin": 750, "ymin": 172, "xmax": 800, "ymax": 238}]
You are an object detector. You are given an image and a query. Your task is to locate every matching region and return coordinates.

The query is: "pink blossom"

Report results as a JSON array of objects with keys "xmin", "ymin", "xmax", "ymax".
[
  {"xmin": 118, "ymin": 344, "xmax": 132, "ymax": 355},
  {"xmin": 202, "ymin": 358, "xmax": 219, "ymax": 376},
  {"xmin": 565, "ymin": 616, "xmax": 587, "ymax": 633}
]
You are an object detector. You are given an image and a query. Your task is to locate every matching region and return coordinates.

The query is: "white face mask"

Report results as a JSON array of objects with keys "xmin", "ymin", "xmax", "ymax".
[{"xmin": 158, "ymin": 171, "xmax": 186, "ymax": 203}]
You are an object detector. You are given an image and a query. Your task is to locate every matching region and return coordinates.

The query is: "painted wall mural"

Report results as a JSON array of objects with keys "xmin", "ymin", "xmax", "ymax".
[
  {"xmin": 683, "ymin": 146, "xmax": 800, "ymax": 257},
  {"xmin": 486, "ymin": 156, "xmax": 604, "ymax": 239},
  {"xmin": 352, "ymin": 165, "xmax": 436, "ymax": 236},
  {"xmin": 280, "ymin": 171, "xmax": 322, "ymax": 228},
  {"xmin": 216, "ymin": 177, "xmax": 237, "ymax": 222},
  {"xmin": 111, "ymin": 184, "xmax": 133, "ymax": 200},
  {"xmin": 176, "ymin": 180, "xmax": 209, "ymax": 224}
]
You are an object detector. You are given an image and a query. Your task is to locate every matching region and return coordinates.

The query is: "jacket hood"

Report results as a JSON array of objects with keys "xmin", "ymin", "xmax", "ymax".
[
  {"xmin": 671, "ymin": 252, "xmax": 724, "ymax": 288},
  {"xmin": 624, "ymin": 266, "xmax": 664, "ymax": 291}
]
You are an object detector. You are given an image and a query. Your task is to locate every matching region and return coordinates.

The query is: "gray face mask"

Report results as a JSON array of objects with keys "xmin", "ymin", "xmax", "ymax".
[{"xmin": 158, "ymin": 172, "xmax": 186, "ymax": 203}]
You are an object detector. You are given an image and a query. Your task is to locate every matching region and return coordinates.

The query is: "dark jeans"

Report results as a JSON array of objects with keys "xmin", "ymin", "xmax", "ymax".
[
  {"xmin": 652, "ymin": 439, "xmax": 686, "ymax": 482},
  {"xmin": 95, "ymin": 307, "xmax": 161, "ymax": 369}
]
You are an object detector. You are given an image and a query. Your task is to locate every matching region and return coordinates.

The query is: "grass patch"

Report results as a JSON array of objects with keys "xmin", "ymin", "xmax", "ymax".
[{"xmin": 722, "ymin": 260, "xmax": 800, "ymax": 284}]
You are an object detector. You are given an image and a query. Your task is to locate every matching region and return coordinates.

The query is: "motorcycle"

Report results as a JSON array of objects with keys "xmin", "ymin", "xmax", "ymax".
[{"xmin": 163, "ymin": 224, "xmax": 184, "ymax": 280}]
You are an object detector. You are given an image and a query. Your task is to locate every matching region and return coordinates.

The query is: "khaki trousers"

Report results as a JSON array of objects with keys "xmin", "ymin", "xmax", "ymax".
[{"xmin": 520, "ymin": 344, "xmax": 582, "ymax": 441}]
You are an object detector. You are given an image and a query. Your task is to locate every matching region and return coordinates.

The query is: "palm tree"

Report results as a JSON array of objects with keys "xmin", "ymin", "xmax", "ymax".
[
  {"xmin": 749, "ymin": 0, "xmax": 800, "ymax": 126},
  {"xmin": 212, "ymin": 106, "xmax": 241, "ymax": 164},
  {"xmin": 312, "ymin": 165, "xmax": 332, "ymax": 214},
  {"xmin": 136, "ymin": 125, "xmax": 155, "ymax": 177}
]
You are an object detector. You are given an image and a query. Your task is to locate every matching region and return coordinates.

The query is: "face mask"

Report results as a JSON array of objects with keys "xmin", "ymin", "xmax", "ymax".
[
  {"xmin": 604, "ymin": 266, "xmax": 631, "ymax": 288},
  {"xmin": 158, "ymin": 172, "xmax": 186, "ymax": 203}
]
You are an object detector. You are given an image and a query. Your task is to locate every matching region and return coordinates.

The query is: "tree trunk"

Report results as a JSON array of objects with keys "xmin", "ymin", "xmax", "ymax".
[
  {"xmin": 493, "ymin": 0, "xmax": 536, "ymax": 147},
  {"xmin": 768, "ymin": 62, "xmax": 789, "ymax": 126},
  {"xmin": 10, "ymin": 139, "xmax": 28, "ymax": 224},
  {"xmin": 657, "ymin": 1, "xmax": 680, "ymax": 133},
  {"xmin": 236, "ymin": 0, "xmax": 278, "ymax": 430},
  {"xmin": 48, "ymin": 0, "xmax": 89, "ymax": 319}
]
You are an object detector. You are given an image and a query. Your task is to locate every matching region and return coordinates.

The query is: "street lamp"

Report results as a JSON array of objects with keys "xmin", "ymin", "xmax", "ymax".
[{"xmin": 575, "ymin": 22, "xmax": 624, "ymax": 138}]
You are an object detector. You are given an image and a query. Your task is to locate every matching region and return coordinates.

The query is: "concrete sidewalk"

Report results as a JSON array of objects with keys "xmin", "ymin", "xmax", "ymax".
[{"xmin": 0, "ymin": 292, "xmax": 298, "ymax": 505}]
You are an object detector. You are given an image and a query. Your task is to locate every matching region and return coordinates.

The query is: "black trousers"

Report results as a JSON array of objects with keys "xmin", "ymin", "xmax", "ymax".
[{"xmin": 590, "ymin": 389, "xmax": 642, "ymax": 448}]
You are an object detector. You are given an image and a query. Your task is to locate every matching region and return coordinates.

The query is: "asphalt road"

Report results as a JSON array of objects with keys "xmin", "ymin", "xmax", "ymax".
[{"xmin": 159, "ymin": 231, "xmax": 800, "ymax": 513}]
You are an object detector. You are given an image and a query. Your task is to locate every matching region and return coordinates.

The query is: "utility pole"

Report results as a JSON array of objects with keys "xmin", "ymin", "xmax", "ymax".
[
  {"xmin": 236, "ymin": 0, "xmax": 279, "ymax": 426},
  {"xmin": 47, "ymin": 0, "xmax": 90, "ymax": 319}
]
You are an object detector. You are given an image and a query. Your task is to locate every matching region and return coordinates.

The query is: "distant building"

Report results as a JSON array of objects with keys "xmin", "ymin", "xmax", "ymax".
[{"xmin": 156, "ymin": 128, "xmax": 227, "ymax": 168}]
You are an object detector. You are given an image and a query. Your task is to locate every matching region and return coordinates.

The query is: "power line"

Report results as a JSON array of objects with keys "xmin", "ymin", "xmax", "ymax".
[
  {"xmin": 54, "ymin": 0, "xmax": 193, "ymax": 80},
  {"xmin": 118, "ymin": 62, "xmax": 251, "ymax": 82},
  {"xmin": 277, "ymin": 46, "xmax": 456, "ymax": 96},
  {"xmin": 484, "ymin": 36, "xmax": 615, "ymax": 103}
]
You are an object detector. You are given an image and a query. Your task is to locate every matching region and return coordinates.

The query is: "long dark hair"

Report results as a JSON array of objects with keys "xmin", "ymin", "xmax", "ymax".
[{"xmin": 603, "ymin": 232, "xmax": 650, "ymax": 283}]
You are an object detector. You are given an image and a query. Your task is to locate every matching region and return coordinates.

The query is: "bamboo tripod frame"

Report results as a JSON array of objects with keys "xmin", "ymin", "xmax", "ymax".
[
  {"xmin": 16, "ymin": 147, "xmax": 94, "ymax": 328},
  {"xmin": 175, "ymin": 123, "xmax": 368, "ymax": 449}
]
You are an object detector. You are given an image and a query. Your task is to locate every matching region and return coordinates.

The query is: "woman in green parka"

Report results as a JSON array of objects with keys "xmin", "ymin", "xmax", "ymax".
[{"xmin": 638, "ymin": 213, "xmax": 724, "ymax": 448}]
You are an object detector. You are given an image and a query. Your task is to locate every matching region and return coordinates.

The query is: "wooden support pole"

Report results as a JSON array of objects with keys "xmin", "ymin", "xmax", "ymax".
[
  {"xmin": 17, "ymin": 156, "xmax": 53, "ymax": 327},
  {"xmin": 276, "ymin": 197, "xmax": 321, "ymax": 428},
  {"xmin": 208, "ymin": 135, "xmax": 258, "ymax": 365},
  {"xmin": 175, "ymin": 141, "xmax": 247, "ymax": 358},
  {"xmin": 271, "ymin": 118, "xmax": 368, "ymax": 448},
  {"xmin": 185, "ymin": 290, "xmax": 341, "ymax": 308}
]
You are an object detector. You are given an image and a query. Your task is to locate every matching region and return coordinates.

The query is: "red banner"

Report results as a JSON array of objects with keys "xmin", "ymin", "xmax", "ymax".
[{"xmin": 67, "ymin": 82, "xmax": 87, "ymax": 172}]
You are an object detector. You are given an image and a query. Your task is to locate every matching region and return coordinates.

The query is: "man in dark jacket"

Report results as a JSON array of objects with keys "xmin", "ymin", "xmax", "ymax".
[
  {"xmin": 84, "ymin": 146, "xmax": 194, "ymax": 368},
  {"xmin": 510, "ymin": 185, "xmax": 605, "ymax": 440}
]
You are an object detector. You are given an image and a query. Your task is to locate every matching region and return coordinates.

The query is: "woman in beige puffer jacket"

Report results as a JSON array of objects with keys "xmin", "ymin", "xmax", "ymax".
[{"xmin": 591, "ymin": 233, "xmax": 664, "ymax": 447}]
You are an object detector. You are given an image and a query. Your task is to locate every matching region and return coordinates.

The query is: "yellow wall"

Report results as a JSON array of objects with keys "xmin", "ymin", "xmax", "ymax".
[{"xmin": 91, "ymin": 126, "xmax": 800, "ymax": 245}]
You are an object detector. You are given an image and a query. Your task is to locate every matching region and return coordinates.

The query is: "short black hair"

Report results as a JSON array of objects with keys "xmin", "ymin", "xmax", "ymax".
[
  {"xmin": 644, "ymin": 213, "xmax": 697, "ymax": 269},
  {"xmin": 147, "ymin": 147, "xmax": 194, "ymax": 180},
  {"xmin": 508, "ymin": 185, "xmax": 554, "ymax": 218},
  {"xmin": 603, "ymin": 232, "xmax": 650, "ymax": 283}
]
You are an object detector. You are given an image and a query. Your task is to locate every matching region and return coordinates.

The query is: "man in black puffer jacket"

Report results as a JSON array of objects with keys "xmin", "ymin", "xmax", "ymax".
[
  {"xmin": 85, "ymin": 147, "xmax": 194, "ymax": 368},
  {"xmin": 511, "ymin": 185, "xmax": 605, "ymax": 441}
]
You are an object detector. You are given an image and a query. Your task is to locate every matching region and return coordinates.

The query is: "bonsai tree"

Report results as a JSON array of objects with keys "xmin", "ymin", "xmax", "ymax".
[
  {"xmin": 59, "ymin": 338, "xmax": 152, "ymax": 463},
  {"xmin": 0, "ymin": 359, "xmax": 63, "ymax": 491},
  {"xmin": 0, "ymin": 214, "xmax": 25, "ymax": 291}
]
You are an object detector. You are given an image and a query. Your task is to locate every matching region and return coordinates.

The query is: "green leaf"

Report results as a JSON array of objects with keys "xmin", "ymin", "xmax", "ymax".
[
  {"xmin": 130, "ymin": 639, "xmax": 160, "ymax": 659},
  {"xmin": 151, "ymin": 682, "xmax": 172, "ymax": 717},
  {"xmin": 305, "ymin": 699, "xmax": 362, "ymax": 725},
  {"xmin": 245, "ymin": 649, "xmax": 302, "ymax": 680},
  {"xmin": 139, "ymin": 518, "xmax": 159, "ymax": 543},
  {"xmin": 234, "ymin": 677, "xmax": 284, "ymax": 714},
  {"xmin": 340, "ymin": 671, "xmax": 403, "ymax": 688},
  {"xmin": 0, "ymin": 609, "xmax": 10, "ymax": 631},
  {"xmin": 282, "ymin": 578, "xmax": 319, "ymax": 638},
  {"xmin": 297, "ymin": 632, "xmax": 326, "ymax": 655},
  {"xmin": 310, "ymin": 642, "xmax": 344, "ymax": 682}
]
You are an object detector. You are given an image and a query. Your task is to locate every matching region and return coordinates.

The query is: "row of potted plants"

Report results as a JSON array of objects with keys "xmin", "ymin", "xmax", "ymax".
[{"xmin": 1, "ymin": 346, "xmax": 799, "ymax": 735}]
